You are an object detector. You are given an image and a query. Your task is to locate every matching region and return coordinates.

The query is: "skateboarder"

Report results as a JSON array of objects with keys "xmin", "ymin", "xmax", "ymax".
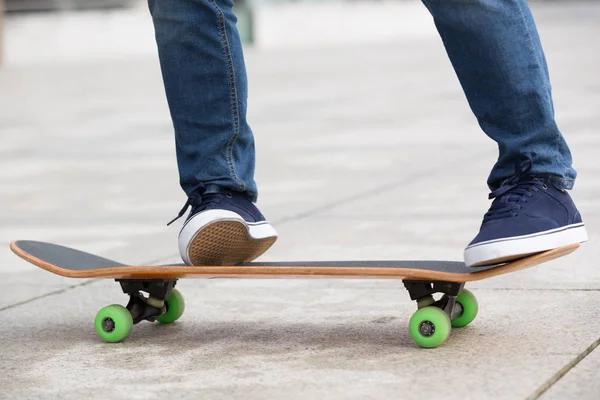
[{"xmin": 147, "ymin": 0, "xmax": 588, "ymax": 267}]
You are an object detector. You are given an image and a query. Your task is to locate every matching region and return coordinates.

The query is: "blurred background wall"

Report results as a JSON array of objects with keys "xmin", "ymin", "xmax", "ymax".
[{"xmin": 0, "ymin": 0, "xmax": 598, "ymax": 67}]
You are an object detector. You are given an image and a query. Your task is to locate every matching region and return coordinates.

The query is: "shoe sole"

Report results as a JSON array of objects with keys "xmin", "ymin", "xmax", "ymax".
[
  {"xmin": 179, "ymin": 210, "xmax": 278, "ymax": 266},
  {"xmin": 464, "ymin": 223, "xmax": 588, "ymax": 267}
]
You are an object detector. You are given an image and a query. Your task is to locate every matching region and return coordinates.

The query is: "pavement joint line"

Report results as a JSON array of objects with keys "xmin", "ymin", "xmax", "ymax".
[
  {"xmin": 272, "ymin": 150, "xmax": 492, "ymax": 225},
  {"xmin": 524, "ymin": 336, "xmax": 600, "ymax": 400},
  {"xmin": 0, "ymin": 279, "xmax": 97, "ymax": 312}
]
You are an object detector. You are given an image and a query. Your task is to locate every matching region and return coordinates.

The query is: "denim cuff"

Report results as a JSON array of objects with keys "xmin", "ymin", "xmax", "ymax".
[
  {"xmin": 204, "ymin": 184, "xmax": 258, "ymax": 202},
  {"xmin": 489, "ymin": 174, "xmax": 575, "ymax": 192},
  {"xmin": 539, "ymin": 174, "xmax": 575, "ymax": 191}
]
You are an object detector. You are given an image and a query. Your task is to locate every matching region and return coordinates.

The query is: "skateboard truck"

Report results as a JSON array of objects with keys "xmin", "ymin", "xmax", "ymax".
[
  {"xmin": 403, "ymin": 280, "xmax": 463, "ymax": 312},
  {"xmin": 117, "ymin": 279, "xmax": 178, "ymax": 324},
  {"xmin": 91, "ymin": 279, "xmax": 186, "ymax": 343},
  {"xmin": 402, "ymin": 280, "xmax": 477, "ymax": 347}
]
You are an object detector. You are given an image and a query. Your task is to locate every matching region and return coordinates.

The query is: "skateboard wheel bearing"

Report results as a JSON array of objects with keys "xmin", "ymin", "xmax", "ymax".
[
  {"xmin": 408, "ymin": 306, "xmax": 451, "ymax": 348},
  {"xmin": 94, "ymin": 304, "xmax": 134, "ymax": 343}
]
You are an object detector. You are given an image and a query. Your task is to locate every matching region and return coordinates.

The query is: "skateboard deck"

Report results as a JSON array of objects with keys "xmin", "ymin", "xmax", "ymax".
[
  {"xmin": 10, "ymin": 240, "xmax": 580, "ymax": 348},
  {"xmin": 10, "ymin": 240, "xmax": 578, "ymax": 281}
]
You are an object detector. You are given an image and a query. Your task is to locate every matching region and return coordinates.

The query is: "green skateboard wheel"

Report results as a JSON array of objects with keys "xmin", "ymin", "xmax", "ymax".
[
  {"xmin": 94, "ymin": 304, "xmax": 133, "ymax": 343},
  {"xmin": 156, "ymin": 289, "xmax": 185, "ymax": 324},
  {"xmin": 452, "ymin": 289, "xmax": 479, "ymax": 328},
  {"xmin": 409, "ymin": 306, "xmax": 451, "ymax": 348}
]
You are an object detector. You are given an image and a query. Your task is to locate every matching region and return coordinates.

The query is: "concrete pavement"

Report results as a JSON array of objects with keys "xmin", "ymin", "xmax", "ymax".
[{"xmin": 1, "ymin": 1, "xmax": 599, "ymax": 398}]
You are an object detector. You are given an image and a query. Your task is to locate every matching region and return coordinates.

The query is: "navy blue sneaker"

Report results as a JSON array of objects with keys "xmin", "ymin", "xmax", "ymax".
[
  {"xmin": 464, "ymin": 161, "xmax": 587, "ymax": 267},
  {"xmin": 168, "ymin": 192, "xmax": 277, "ymax": 266}
]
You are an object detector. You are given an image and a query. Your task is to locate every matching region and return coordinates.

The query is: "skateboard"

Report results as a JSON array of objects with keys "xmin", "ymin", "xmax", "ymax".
[{"xmin": 10, "ymin": 240, "xmax": 579, "ymax": 348}]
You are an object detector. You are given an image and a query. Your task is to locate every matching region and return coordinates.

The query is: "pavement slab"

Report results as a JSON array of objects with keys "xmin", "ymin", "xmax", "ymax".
[{"xmin": 1, "ymin": 278, "xmax": 599, "ymax": 400}]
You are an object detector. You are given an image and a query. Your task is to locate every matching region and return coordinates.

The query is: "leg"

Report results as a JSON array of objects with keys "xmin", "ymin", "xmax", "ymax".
[
  {"xmin": 148, "ymin": 0, "xmax": 257, "ymax": 199},
  {"xmin": 148, "ymin": 0, "xmax": 277, "ymax": 265},
  {"xmin": 421, "ymin": 0, "xmax": 575, "ymax": 190},
  {"xmin": 421, "ymin": 0, "xmax": 587, "ymax": 265}
]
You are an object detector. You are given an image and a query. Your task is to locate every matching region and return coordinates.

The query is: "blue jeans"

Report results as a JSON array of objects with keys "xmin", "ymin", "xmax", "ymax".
[{"xmin": 148, "ymin": 0, "xmax": 577, "ymax": 200}]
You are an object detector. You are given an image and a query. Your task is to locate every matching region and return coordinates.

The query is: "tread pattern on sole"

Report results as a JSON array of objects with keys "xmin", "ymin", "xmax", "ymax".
[{"xmin": 187, "ymin": 221, "xmax": 276, "ymax": 266}]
